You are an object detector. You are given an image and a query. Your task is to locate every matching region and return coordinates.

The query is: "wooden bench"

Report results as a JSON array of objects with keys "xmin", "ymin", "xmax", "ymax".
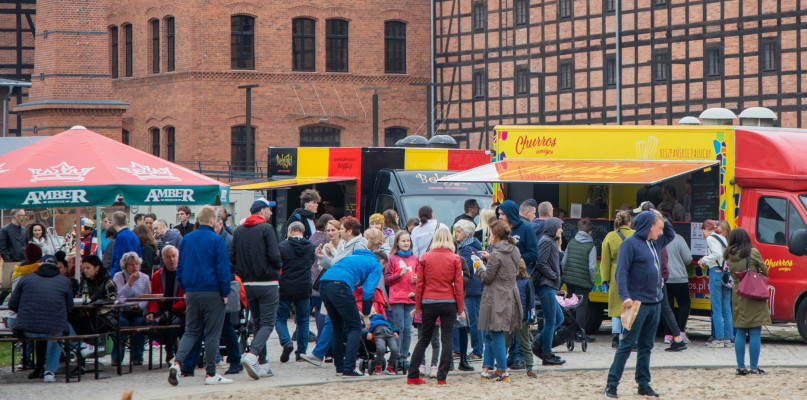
[
  {"xmin": 117, "ymin": 325, "xmax": 181, "ymax": 372},
  {"xmin": 0, "ymin": 333, "xmax": 104, "ymax": 382}
]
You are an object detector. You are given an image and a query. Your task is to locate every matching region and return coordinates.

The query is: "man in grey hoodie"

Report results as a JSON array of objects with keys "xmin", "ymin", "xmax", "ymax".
[{"xmin": 561, "ymin": 218, "xmax": 597, "ymax": 342}]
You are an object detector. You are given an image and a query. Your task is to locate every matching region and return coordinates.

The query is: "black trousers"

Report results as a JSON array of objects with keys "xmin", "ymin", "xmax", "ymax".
[
  {"xmin": 566, "ymin": 284, "xmax": 591, "ymax": 335},
  {"xmin": 665, "ymin": 282, "xmax": 691, "ymax": 333},
  {"xmin": 407, "ymin": 303, "xmax": 456, "ymax": 381}
]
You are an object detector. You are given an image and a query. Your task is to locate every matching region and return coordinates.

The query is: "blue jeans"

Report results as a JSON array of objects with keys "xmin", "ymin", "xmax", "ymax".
[
  {"xmin": 537, "ymin": 285, "xmax": 564, "ymax": 354},
  {"xmin": 611, "ymin": 317, "xmax": 623, "ymax": 334},
  {"xmin": 23, "ymin": 332, "xmax": 61, "ymax": 374},
  {"xmin": 113, "ymin": 315, "xmax": 146, "ymax": 362},
  {"xmin": 311, "ymin": 316, "xmax": 332, "ymax": 360},
  {"xmin": 320, "ymin": 280, "xmax": 363, "ymax": 373},
  {"xmin": 607, "ymin": 302, "xmax": 661, "ymax": 388},
  {"xmin": 464, "ymin": 296, "xmax": 483, "ymax": 355},
  {"xmin": 276, "ymin": 298, "xmax": 310, "ymax": 355},
  {"xmin": 735, "ymin": 327, "xmax": 762, "ymax": 369},
  {"xmin": 709, "ymin": 268, "xmax": 733, "ymax": 340},
  {"xmin": 391, "ymin": 303, "xmax": 415, "ymax": 359},
  {"xmin": 507, "ymin": 335, "xmax": 523, "ymax": 362},
  {"xmin": 182, "ymin": 313, "xmax": 241, "ymax": 373},
  {"xmin": 482, "ymin": 331, "xmax": 506, "ymax": 370}
]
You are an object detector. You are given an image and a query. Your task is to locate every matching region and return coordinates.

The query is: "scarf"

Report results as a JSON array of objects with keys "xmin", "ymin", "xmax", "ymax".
[
  {"xmin": 396, "ymin": 250, "xmax": 412, "ymax": 257},
  {"xmin": 457, "ymin": 237, "xmax": 475, "ymax": 250}
]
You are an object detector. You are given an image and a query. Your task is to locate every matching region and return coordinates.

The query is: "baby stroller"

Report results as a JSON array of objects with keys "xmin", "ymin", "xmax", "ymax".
[
  {"xmin": 530, "ymin": 291, "xmax": 588, "ymax": 354},
  {"xmin": 357, "ymin": 329, "xmax": 407, "ymax": 375}
]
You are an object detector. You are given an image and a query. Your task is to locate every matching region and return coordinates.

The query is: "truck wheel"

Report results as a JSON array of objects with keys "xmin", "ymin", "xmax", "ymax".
[
  {"xmin": 796, "ymin": 300, "xmax": 807, "ymax": 344},
  {"xmin": 585, "ymin": 302, "xmax": 605, "ymax": 334}
]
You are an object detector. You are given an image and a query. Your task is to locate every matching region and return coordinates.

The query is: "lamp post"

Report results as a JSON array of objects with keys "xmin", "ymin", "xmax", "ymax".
[{"xmin": 360, "ymin": 86, "xmax": 391, "ymax": 146}]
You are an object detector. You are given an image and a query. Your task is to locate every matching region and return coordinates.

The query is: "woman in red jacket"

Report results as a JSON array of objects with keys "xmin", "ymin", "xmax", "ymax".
[
  {"xmin": 385, "ymin": 230, "xmax": 418, "ymax": 366},
  {"xmin": 406, "ymin": 228, "xmax": 465, "ymax": 385}
]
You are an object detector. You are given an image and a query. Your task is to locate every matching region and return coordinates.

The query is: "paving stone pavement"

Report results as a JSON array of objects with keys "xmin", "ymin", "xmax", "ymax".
[{"xmin": 1, "ymin": 316, "xmax": 805, "ymax": 400}]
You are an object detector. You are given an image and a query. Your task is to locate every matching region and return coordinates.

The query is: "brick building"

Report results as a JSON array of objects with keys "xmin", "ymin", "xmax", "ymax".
[
  {"xmin": 3, "ymin": 0, "xmax": 429, "ymax": 176},
  {"xmin": 434, "ymin": 0, "xmax": 807, "ymax": 149}
]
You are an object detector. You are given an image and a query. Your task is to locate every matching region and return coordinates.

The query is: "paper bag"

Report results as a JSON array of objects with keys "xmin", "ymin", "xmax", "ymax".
[{"xmin": 620, "ymin": 300, "xmax": 642, "ymax": 331}]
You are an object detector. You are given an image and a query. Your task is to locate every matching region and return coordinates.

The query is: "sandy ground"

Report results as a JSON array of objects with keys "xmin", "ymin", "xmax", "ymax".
[{"xmin": 184, "ymin": 368, "xmax": 807, "ymax": 400}]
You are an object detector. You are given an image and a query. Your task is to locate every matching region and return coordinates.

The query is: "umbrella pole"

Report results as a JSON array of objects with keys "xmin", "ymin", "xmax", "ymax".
[
  {"xmin": 74, "ymin": 207, "xmax": 81, "ymax": 281},
  {"xmin": 96, "ymin": 206, "xmax": 102, "ymax": 259}
]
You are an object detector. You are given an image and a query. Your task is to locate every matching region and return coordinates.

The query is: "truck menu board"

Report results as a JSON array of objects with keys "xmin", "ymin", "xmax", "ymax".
[{"xmin": 690, "ymin": 167, "xmax": 720, "ymax": 222}]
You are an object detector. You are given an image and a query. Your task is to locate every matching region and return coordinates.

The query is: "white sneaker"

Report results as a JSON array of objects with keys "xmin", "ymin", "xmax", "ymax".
[
  {"xmin": 80, "ymin": 344, "xmax": 96, "ymax": 358},
  {"xmin": 258, "ymin": 363, "xmax": 274, "ymax": 377},
  {"xmin": 43, "ymin": 371, "xmax": 56, "ymax": 383},
  {"xmin": 241, "ymin": 352, "xmax": 260, "ymax": 380},
  {"xmin": 706, "ymin": 340, "xmax": 725, "ymax": 348},
  {"xmin": 418, "ymin": 365, "xmax": 425, "ymax": 376},
  {"xmin": 300, "ymin": 354, "xmax": 323, "ymax": 366},
  {"xmin": 204, "ymin": 374, "xmax": 233, "ymax": 385},
  {"xmin": 429, "ymin": 365, "xmax": 438, "ymax": 378},
  {"xmin": 168, "ymin": 362, "xmax": 180, "ymax": 386}
]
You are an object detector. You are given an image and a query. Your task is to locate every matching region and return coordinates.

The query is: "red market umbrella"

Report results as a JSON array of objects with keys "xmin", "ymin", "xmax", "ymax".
[{"xmin": 0, "ymin": 126, "xmax": 229, "ymax": 208}]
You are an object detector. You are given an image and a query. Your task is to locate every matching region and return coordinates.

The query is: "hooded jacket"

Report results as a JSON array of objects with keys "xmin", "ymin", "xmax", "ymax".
[
  {"xmin": 665, "ymin": 234, "xmax": 692, "ymax": 284},
  {"xmin": 457, "ymin": 237, "xmax": 484, "ymax": 297},
  {"xmin": 279, "ymin": 236, "xmax": 316, "ymax": 300},
  {"xmin": 231, "ymin": 215, "xmax": 282, "ymax": 283},
  {"xmin": 615, "ymin": 211, "xmax": 675, "ymax": 304},
  {"xmin": 282, "ymin": 208, "xmax": 317, "ymax": 240},
  {"xmin": 495, "ymin": 200, "xmax": 539, "ymax": 267},
  {"xmin": 9, "ymin": 263, "xmax": 74, "ymax": 333},
  {"xmin": 321, "ymin": 249, "xmax": 383, "ymax": 313},
  {"xmin": 476, "ymin": 240, "xmax": 522, "ymax": 331},
  {"xmin": 534, "ymin": 217, "xmax": 563, "ymax": 290}
]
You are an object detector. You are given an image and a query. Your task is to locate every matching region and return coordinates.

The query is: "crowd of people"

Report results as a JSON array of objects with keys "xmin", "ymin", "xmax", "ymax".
[{"xmin": 0, "ymin": 188, "xmax": 773, "ymax": 396}]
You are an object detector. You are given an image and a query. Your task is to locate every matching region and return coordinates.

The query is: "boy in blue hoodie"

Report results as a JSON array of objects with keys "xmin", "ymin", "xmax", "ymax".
[{"xmin": 604, "ymin": 209, "xmax": 674, "ymax": 399}]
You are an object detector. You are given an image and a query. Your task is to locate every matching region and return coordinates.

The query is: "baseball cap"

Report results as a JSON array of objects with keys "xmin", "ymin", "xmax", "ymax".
[
  {"xmin": 250, "ymin": 198, "xmax": 276, "ymax": 213},
  {"xmin": 40, "ymin": 254, "xmax": 58, "ymax": 267},
  {"xmin": 82, "ymin": 217, "xmax": 95, "ymax": 229},
  {"xmin": 633, "ymin": 201, "xmax": 655, "ymax": 214}
]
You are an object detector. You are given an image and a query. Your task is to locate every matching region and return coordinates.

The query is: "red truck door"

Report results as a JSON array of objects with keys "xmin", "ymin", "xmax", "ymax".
[{"xmin": 739, "ymin": 189, "xmax": 807, "ymax": 322}]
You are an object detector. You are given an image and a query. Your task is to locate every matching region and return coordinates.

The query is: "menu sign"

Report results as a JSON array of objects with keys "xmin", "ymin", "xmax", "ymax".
[{"xmin": 690, "ymin": 167, "xmax": 719, "ymax": 222}]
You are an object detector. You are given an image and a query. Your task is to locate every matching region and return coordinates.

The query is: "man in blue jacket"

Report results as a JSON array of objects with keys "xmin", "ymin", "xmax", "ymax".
[
  {"xmin": 168, "ymin": 206, "xmax": 232, "ymax": 386},
  {"xmin": 319, "ymin": 249, "xmax": 385, "ymax": 378},
  {"xmin": 109, "ymin": 211, "xmax": 141, "ymax": 277},
  {"xmin": 604, "ymin": 209, "xmax": 674, "ymax": 398}
]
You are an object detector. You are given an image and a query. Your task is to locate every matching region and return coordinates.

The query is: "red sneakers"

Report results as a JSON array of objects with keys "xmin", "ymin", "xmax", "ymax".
[
  {"xmin": 407, "ymin": 377, "xmax": 426, "ymax": 385},
  {"xmin": 437, "ymin": 380, "xmax": 447, "ymax": 385},
  {"xmin": 374, "ymin": 365, "xmax": 383, "ymax": 375}
]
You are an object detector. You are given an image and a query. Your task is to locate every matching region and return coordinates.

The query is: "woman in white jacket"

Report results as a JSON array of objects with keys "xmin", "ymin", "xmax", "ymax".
[
  {"xmin": 410, "ymin": 206, "xmax": 448, "ymax": 257},
  {"xmin": 699, "ymin": 219, "xmax": 733, "ymax": 347}
]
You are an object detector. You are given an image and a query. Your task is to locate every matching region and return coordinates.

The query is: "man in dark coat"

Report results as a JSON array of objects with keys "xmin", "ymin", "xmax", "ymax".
[
  {"xmin": 8, "ymin": 255, "xmax": 74, "ymax": 382},
  {"xmin": 276, "ymin": 221, "xmax": 316, "ymax": 362},
  {"xmin": 281, "ymin": 189, "xmax": 320, "ymax": 240},
  {"xmin": 453, "ymin": 199, "xmax": 480, "ymax": 226},
  {"xmin": 0, "ymin": 208, "xmax": 27, "ymax": 263}
]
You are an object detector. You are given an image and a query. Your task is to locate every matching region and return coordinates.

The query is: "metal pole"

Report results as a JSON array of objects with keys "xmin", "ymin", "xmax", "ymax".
[
  {"xmin": 372, "ymin": 92, "xmax": 379, "ymax": 146},
  {"xmin": 615, "ymin": 0, "xmax": 621, "ymax": 125},
  {"xmin": 2, "ymin": 90, "xmax": 10, "ymax": 137},
  {"xmin": 74, "ymin": 208, "xmax": 81, "ymax": 281},
  {"xmin": 429, "ymin": 0, "xmax": 435, "ymax": 138}
]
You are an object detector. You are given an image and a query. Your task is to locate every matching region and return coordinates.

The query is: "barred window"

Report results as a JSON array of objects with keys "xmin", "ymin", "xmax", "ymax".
[
  {"xmin": 110, "ymin": 26, "xmax": 119, "ymax": 78},
  {"xmin": 706, "ymin": 46, "xmax": 722, "ymax": 77},
  {"xmin": 231, "ymin": 15, "xmax": 255, "ymax": 70},
  {"xmin": 761, "ymin": 40, "xmax": 778, "ymax": 71},
  {"xmin": 605, "ymin": 55, "xmax": 616, "ymax": 86},
  {"xmin": 473, "ymin": 69, "xmax": 486, "ymax": 98},
  {"xmin": 385, "ymin": 21, "xmax": 406, "ymax": 74},
  {"xmin": 558, "ymin": 0, "xmax": 572, "ymax": 18},
  {"xmin": 293, "ymin": 18, "xmax": 316, "ymax": 72},
  {"xmin": 150, "ymin": 127, "xmax": 160, "ymax": 157},
  {"xmin": 473, "ymin": 2, "xmax": 486, "ymax": 30},
  {"xmin": 326, "ymin": 19, "xmax": 348, "ymax": 72},
  {"xmin": 165, "ymin": 126, "xmax": 175, "ymax": 162},
  {"xmin": 653, "ymin": 49, "xmax": 669, "ymax": 81},
  {"xmin": 559, "ymin": 61, "xmax": 573, "ymax": 89},
  {"xmin": 124, "ymin": 24, "xmax": 133, "ymax": 77},
  {"xmin": 231, "ymin": 125, "xmax": 255, "ymax": 171},
  {"xmin": 300, "ymin": 126, "xmax": 341, "ymax": 147},
  {"xmin": 516, "ymin": 68, "xmax": 529, "ymax": 95},
  {"xmin": 150, "ymin": 19, "xmax": 160, "ymax": 74},
  {"xmin": 166, "ymin": 17, "xmax": 175, "ymax": 71},
  {"xmin": 515, "ymin": 0, "xmax": 528, "ymax": 26}
]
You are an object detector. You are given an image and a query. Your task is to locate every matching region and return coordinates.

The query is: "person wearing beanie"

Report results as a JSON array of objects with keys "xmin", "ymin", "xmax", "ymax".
[{"xmin": 369, "ymin": 213, "xmax": 385, "ymax": 231}]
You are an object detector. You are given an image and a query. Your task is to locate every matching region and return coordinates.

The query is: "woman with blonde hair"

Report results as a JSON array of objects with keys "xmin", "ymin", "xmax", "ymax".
[
  {"xmin": 600, "ymin": 211, "xmax": 635, "ymax": 348},
  {"xmin": 474, "ymin": 208, "xmax": 496, "ymax": 250},
  {"xmin": 407, "ymin": 227, "xmax": 464, "ymax": 385}
]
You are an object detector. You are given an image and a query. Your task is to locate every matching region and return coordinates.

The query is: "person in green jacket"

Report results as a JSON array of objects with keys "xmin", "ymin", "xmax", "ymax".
[
  {"xmin": 724, "ymin": 227, "xmax": 770, "ymax": 376},
  {"xmin": 561, "ymin": 218, "xmax": 597, "ymax": 342},
  {"xmin": 600, "ymin": 211, "xmax": 635, "ymax": 349}
]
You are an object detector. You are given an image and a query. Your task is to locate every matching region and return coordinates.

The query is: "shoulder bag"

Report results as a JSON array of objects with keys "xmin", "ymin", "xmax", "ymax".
[{"xmin": 735, "ymin": 255, "xmax": 769, "ymax": 300}]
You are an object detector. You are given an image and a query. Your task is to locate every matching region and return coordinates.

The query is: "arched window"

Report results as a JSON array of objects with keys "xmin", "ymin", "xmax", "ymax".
[
  {"xmin": 123, "ymin": 23, "xmax": 133, "ymax": 77},
  {"xmin": 300, "ymin": 125, "xmax": 340, "ymax": 147},
  {"xmin": 326, "ymin": 19, "xmax": 348, "ymax": 72},
  {"xmin": 231, "ymin": 125, "xmax": 255, "ymax": 171},
  {"xmin": 109, "ymin": 26, "xmax": 119, "ymax": 78},
  {"xmin": 293, "ymin": 18, "xmax": 316, "ymax": 71},
  {"xmin": 150, "ymin": 127, "xmax": 160, "ymax": 156},
  {"xmin": 150, "ymin": 19, "xmax": 160, "ymax": 73},
  {"xmin": 231, "ymin": 15, "xmax": 255, "ymax": 70},
  {"xmin": 384, "ymin": 21, "xmax": 406, "ymax": 74},
  {"xmin": 165, "ymin": 126, "xmax": 175, "ymax": 162},
  {"xmin": 165, "ymin": 16, "xmax": 175, "ymax": 71},
  {"xmin": 384, "ymin": 127, "xmax": 407, "ymax": 146}
]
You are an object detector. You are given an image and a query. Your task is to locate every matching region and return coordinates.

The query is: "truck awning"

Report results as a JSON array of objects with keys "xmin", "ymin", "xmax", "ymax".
[
  {"xmin": 231, "ymin": 177, "xmax": 355, "ymax": 190},
  {"xmin": 437, "ymin": 159, "xmax": 718, "ymax": 185}
]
